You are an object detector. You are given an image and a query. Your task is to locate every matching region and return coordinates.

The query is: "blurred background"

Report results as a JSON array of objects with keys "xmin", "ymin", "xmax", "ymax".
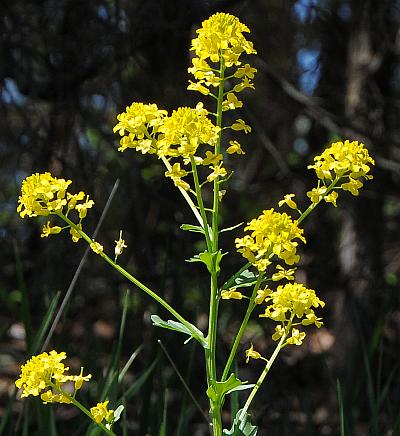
[{"xmin": 1, "ymin": 0, "xmax": 399, "ymax": 435}]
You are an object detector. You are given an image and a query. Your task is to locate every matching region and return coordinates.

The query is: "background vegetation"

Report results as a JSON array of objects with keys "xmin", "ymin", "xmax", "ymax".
[{"xmin": 1, "ymin": 0, "xmax": 399, "ymax": 435}]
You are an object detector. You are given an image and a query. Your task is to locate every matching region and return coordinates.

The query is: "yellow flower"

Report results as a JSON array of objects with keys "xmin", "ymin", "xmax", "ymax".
[
  {"xmin": 245, "ymin": 344, "xmax": 261, "ymax": 363},
  {"xmin": 286, "ymin": 328, "xmax": 306, "ymax": 346},
  {"xmin": 234, "ymin": 64, "xmax": 257, "ymax": 79},
  {"xmin": 255, "ymin": 287, "xmax": 271, "ymax": 304},
  {"xmin": 15, "ymin": 351, "xmax": 91, "ymax": 403},
  {"xmin": 271, "ymin": 324, "xmax": 285, "ymax": 341},
  {"xmin": 341, "ymin": 177, "xmax": 364, "ymax": 196},
  {"xmin": 41, "ymin": 221, "xmax": 62, "ymax": 238},
  {"xmin": 221, "ymin": 289, "xmax": 243, "ymax": 300},
  {"xmin": 207, "ymin": 164, "xmax": 227, "ymax": 182},
  {"xmin": 278, "ymin": 194, "xmax": 297, "ymax": 210},
  {"xmin": 165, "ymin": 163, "xmax": 191, "ymax": 191},
  {"xmin": 226, "ymin": 140, "xmax": 245, "ymax": 155},
  {"xmin": 235, "ymin": 209, "xmax": 306, "ymax": 270},
  {"xmin": 158, "ymin": 105, "xmax": 220, "ymax": 158},
  {"xmin": 75, "ymin": 195, "xmax": 94, "ymax": 219},
  {"xmin": 190, "ymin": 12, "xmax": 256, "ymax": 66},
  {"xmin": 308, "ymin": 140, "xmax": 374, "ymax": 182},
  {"xmin": 324, "ymin": 190, "xmax": 338, "ymax": 206},
  {"xmin": 90, "ymin": 241, "xmax": 104, "ymax": 254},
  {"xmin": 271, "ymin": 265, "xmax": 296, "ymax": 282},
  {"xmin": 307, "ymin": 186, "xmax": 327, "ymax": 204},
  {"xmin": 201, "ymin": 151, "xmax": 223, "ymax": 166},
  {"xmin": 260, "ymin": 282, "xmax": 324, "ymax": 325},
  {"xmin": 70, "ymin": 224, "xmax": 82, "ymax": 243},
  {"xmin": 187, "ymin": 80, "xmax": 210, "ymax": 95},
  {"xmin": 222, "ymin": 93, "xmax": 243, "ymax": 111},
  {"xmin": 231, "ymin": 119, "xmax": 251, "ymax": 133},
  {"xmin": 233, "ymin": 77, "xmax": 255, "ymax": 93},
  {"xmin": 113, "ymin": 102, "xmax": 167, "ymax": 153},
  {"xmin": 90, "ymin": 400, "xmax": 114, "ymax": 424},
  {"xmin": 17, "ymin": 173, "xmax": 71, "ymax": 218},
  {"xmin": 114, "ymin": 230, "xmax": 128, "ymax": 260}
]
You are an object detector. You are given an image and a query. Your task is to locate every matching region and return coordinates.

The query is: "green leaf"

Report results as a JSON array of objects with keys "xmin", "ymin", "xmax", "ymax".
[
  {"xmin": 207, "ymin": 374, "xmax": 251, "ymax": 405},
  {"xmin": 233, "ymin": 270, "xmax": 258, "ymax": 288},
  {"xmin": 180, "ymin": 224, "xmax": 205, "ymax": 234},
  {"xmin": 186, "ymin": 250, "xmax": 223, "ymax": 275},
  {"xmin": 223, "ymin": 409, "xmax": 258, "ymax": 436},
  {"xmin": 151, "ymin": 315, "xmax": 205, "ymax": 343}
]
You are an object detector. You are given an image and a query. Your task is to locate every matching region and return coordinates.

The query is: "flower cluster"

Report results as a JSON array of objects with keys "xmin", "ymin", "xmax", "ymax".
[
  {"xmin": 158, "ymin": 105, "xmax": 220, "ymax": 158},
  {"xmin": 235, "ymin": 209, "xmax": 306, "ymax": 271},
  {"xmin": 259, "ymin": 283, "xmax": 325, "ymax": 345},
  {"xmin": 113, "ymin": 102, "xmax": 167, "ymax": 153},
  {"xmin": 188, "ymin": 13, "xmax": 256, "ymax": 99},
  {"xmin": 17, "ymin": 173, "xmax": 94, "ymax": 242},
  {"xmin": 15, "ymin": 351, "xmax": 91, "ymax": 403},
  {"xmin": 90, "ymin": 400, "xmax": 115, "ymax": 425},
  {"xmin": 307, "ymin": 140, "xmax": 375, "ymax": 205}
]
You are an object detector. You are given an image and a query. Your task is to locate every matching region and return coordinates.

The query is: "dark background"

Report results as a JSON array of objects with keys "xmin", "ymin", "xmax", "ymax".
[{"xmin": 1, "ymin": 0, "xmax": 399, "ymax": 435}]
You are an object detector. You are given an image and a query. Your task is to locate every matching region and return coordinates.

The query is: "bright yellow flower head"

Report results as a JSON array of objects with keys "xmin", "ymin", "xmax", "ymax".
[
  {"xmin": 260, "ymin": 282, "xmax": 324, "ymax": 325},
  {"xmin": 15, "ymin": 351, "xmax": 91, "ymax": 403},
  {"xmin": 308, "ymin": 140, "xmax": 375, "ymax": 183},
  {"xmin": 235, "ymin": 209, "xmax": 306, "ymax": 270},
  {"xmin": 157, "ymin": 105, "xmax": 220, "ymax": 158},
  {"xmin": 113, "ymin": 102, "xmax": 167, "ymax": 153},
  {"xmin": 90, "ymin": 400, "xmax": 114, "ymax": 424},
  {"xmin": 190, "ymin": 13, "xmax": 256, "ymax": 67},
  {"xmin": 17, "ymin": 173, "xmax": 72, "ymax": 218}
]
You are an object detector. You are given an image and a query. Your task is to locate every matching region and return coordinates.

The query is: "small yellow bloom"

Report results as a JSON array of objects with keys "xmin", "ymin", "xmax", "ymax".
[
  {"xmin": 255, "ymin": 287, "xmax": 271, "ymax": 304},
  {"xmin": 234, "ymin": 64, "xmax": 257, "ymax": 79},
  {"xmin": 221, "ymin": 289, "xmax": 243, "ymax": 300},
  {"xmin": 114, "ymin": 231, "xmax": 128, "ymax": 260},
  {"xmin": 41, "ymin": 221, "xmax": 62, "ymax": 238},
  {"xmin": 286, "ymin": 328, "xmax": 306, "ymax": 346},
  {"xmin": 231, "ymin": 119, "xmax": 251, "ymax": 133},
  {"xmin": 222, "ymin": 93, "xmax": 243, "ymax": 111},
  {"xmin": 324, "ymin": 190, "xmax": 338, "ymax": 206},
  {"xmin": 90, "ymin": 241, "xmax": 104, "ymax": 254},
  {"xmin": 226, "ymin": 140, "xmax": 245, "ymax": 155},
  {"xmin": 201, "ymin": 151, "xmax": 223, "ymax": 166},
  {"xmin": 233, "ymin": 77, "xmax": 255, "ymax": 93},
  {"xmin": 207, "ymin": 164, "xmax": 227, "ymax": 182},
  {"xmin": 272, "ymin": 325, "xmax": 285, "ymax": 341},
  {"xmin": 187, "ymin": 80, "xmax": 210, "ymax": 95},
  {"xmin": 307, "ymin": 187, "xmax": 327, "ymax": 204},
  {"xmin": 245, "ymin": 343, "xmax": 261, "ymax": 363},
  {"xmin": 278, "ymin": 194, "xmax": 297, "ymax": 210},
  {"xmin": 90, "ymin": 400, "xmax": 114, "ymax": 424},
  {"xmin": 70, "ymin": 225, "xmax": 82, "ymax": 243},
  {"xmin": 271, "ymin": 265, "xmax": 296, "ymax": 282}
]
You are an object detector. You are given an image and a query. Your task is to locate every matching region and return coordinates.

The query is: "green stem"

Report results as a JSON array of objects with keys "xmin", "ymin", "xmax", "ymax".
[
  {"xmin": 57, "ymin": 213, "xmax": 206, "ymax": 347},
  {"xmin": 160, "ymin": 155, "xmax": 205, "ymax": 230},
  {"xmin": 298, "ymin": 176, "xmax": 340, "ymax": 224},
  {"xmin": 49, "ymin": 383, "xmax": 116, "ymax": 436},
  {"xmin": 205, "ymin": 57, "xmax": 226, "ymax": 436},
  {"xmin": 190, "ymin": 156, "xmax": 212, "ymax": 250},
  {"xmin": 239, "ymin": 331, "xmax": 287, "ymax": 422},
  {"xmin": 221, "ymin": 273, "xmax": 264, "ymax": 382}
]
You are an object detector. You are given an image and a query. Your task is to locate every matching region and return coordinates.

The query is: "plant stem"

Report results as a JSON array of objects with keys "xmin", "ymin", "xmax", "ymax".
[
  {"xmin": 298, "ymin": 176, "xmax": 340, "ymax": 224},
  {"xmin": 160, "ymin": 155, "xmax": 206, "ymax": 232},
  {"xmin": 190, "ymin": 156, "xmax": 212, "ymax": 250},
  {"xmin": 239, "ymin": 331, "xmax": 287, "ymax": 422},
  {"xmin": 205, "ymin": 56, "xmax": 226, "ymax": 436},
  {"xmin": 58, "ymin": 213, "xmax": 206, "ymax": 347},
  {"xmin": 221, "ymin": 273, "xmax": 264, "ymax": 382},
  {"xmin": 49, "ymin": 383, "xmax": 116, "ymax": 436}
]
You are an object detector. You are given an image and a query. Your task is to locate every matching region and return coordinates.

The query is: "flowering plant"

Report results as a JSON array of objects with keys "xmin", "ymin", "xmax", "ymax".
[{"xmin": 15, "ymin": 12, "xmax": 374, "ymax": 435}]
